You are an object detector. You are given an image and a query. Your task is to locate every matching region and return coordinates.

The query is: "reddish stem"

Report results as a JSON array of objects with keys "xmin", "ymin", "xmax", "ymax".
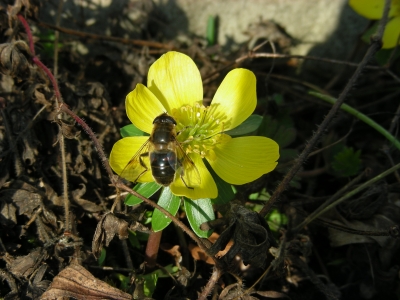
[
  {"xmin": 17, "ymin": 15, "xmax": 35, "ymax": 54},
  {"xmin": 33, "ymin": 57, "xmax": 62, "ymax": 101},
  {"xmin": 17, "ymin": 14, "xmax": 116, "ymax": 185},
  {"xmin": 144, "ymin": 231, "xmax": 162, "ymax": 268}
]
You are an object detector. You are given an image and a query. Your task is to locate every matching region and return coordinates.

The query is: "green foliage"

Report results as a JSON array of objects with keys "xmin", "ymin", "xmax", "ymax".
[
  {"xmin": 97, "ymin": 248, "xmax": 106, "ymax": 266},
  {"xmin": 331, "ymin": 147, "xmax": 362, "ymax": 177},
  {"xmin": 120, "ymin": 124, "xmax": 148, "ymax": 137},
  {"xmin": 260, "ymin": 115, "xmax": 296, "ymax": 148},
  {"xmin": 128, "ymin": 230, "xmax": 141, "ymax": 249},
  {"xmin": 37, "ymin": 31, "xmax": 63, "ymax": 59},
  {"xmin": 206, "ymin": 160, "xmax": 235, "ymax": 205},
  {"xmin": 135, "ymin": 265, "xmax": 179, "ymax": 297},
  {"xmin": 152, "ymin": 187, "xmax": 180, "ymax": 232},
  {"xmin": 135, "ymin": 273, "xmax": 158, "ymax": 297},
  {"xmin": 184, "ymin": 197, "xmax": 214, "ymax": 238},
  {"xmin": 249, "ymin": 188, "xmax": 271, "ymax": 201},
  {"xmin": 206, "ymin": 15, "xmax": 217, "ymax": 46},
  {"xmin": 125, "ymin": 182, "xmax": 161, "ymax": 206},
  {"xmin": 225, "ymin": 114, "xmax": 263, "ymax": 137},
  {"xmin": 113, "ymin": 273, "xmax": 130, "ymax": 291},
  {"xmin": 267, "ymin": 209, "xmax": 288, "ymax": 232}
]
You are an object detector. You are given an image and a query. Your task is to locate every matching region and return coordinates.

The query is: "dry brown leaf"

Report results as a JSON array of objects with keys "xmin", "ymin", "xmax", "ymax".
[
  {"xmin": 8, "ymin": 247, "xmax": 46, "ymax": 278},
  {"xmin": 0, "ymin": 41, "xmax": 30, "ymax": 77},
  {"xmin": 0, "ymin": 200, "xmax": 17, "ymax": 226},
  {"xmin": 160, "ymin": 243, "xmax": 182, "ymax": 266},
  {"xmin": 54, "ymin": 118, "xmax": 81, "ymax": 140},
  {"xmin": 71, "ymin": 184, "xmax": 102, "ymax": 213},
  {"xmin": 92, "ymin": 213, "xmax": 129, "ymax": 258},
  {"xmin": 40, "ymin": 264, "xmax": 131, "ymax": 300}
]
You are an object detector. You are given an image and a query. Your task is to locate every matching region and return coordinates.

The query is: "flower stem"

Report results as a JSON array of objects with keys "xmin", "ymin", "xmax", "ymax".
[
  {"xmin": 145, "ymin": 231, "xmax": 162, "ymax": 268},
  {"xmin": 309, "ymin": 91, "xmax": 400, "ymax": 151}
]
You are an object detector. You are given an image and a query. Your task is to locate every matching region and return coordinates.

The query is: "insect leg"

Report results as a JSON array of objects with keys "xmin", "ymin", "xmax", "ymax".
[
  {"xmin": 133, "ymin": 152, "xmax": 149, "ymax": 182},
  {"xmin": 177, "ymin": 158, "xmax": 194, "ymax": 190}
]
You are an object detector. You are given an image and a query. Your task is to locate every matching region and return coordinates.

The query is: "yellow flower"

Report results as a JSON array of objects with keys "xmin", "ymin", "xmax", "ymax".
[
  {"xmin": 110, "ymin": 51, "xmax": 279, "ymax": 199},
  {"xmin": 349, "ymin": 0, "xmax": 400, "ymax": 48}
]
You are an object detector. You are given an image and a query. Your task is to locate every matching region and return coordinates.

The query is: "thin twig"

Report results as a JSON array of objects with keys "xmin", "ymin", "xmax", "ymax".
[
  {"xmin": 37, "ymin": 20, "xmax": 173, "ymax": 50},
  {"xmin": 198, "ymin": 266, "xmax": 222, "ymax": 300},
  {"xmin": 294, "ymin": 162, "xmax": 400, "ymax": 231},
  {"xmin": 53, "ymin": 0, "xmax": 70, "ymax": 232},
  {"xmin": 258, "ymin": 1, "xmax": 388, "ymax": 218}
]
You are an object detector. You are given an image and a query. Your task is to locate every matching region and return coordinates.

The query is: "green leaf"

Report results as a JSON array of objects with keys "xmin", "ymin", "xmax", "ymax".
[
  {"xmin": 206, "ymin": 15, "xmax": 216, "ymax": 46},
  {"xmin": 361, "ymin": 22, "xmax": 378, "ymax": 44},
  {"xmin": 120, "ymin": 124, "xmax": 148, "ymax": 138},
  {"xmin": 98, "ymin": 248, "xmax": 106, "ymax": 266},
  {"xmin": 205, "ymin": 160, "xmax": 234, "ymax": 205},
  {"xmin": 135, "ymin": 265, "xmax": 178, "ymax": 297},
  {"xmin": 279, "ymin": 148, "xmax": 298, "ymax": 162},
  {"xmin": 225, "ymin": 115, "xmax": 263, "ymax": 137},
  {"xmin": 259, "ymin": 115, "xmax": 296, "ymax": 148},
  {"xmin": 152, "ymin": 264, "xmax": 179, "ymax": 278},
  {"xmin": 267, "ymin": 209, "xmax": 288, "ymax": 232},
  {"xmin": 375, "ymin": 48, "xmax": 400, "ymax": 65},
  {"xmin": 152, "ymin": 187, "xmax": 180, "ymax": 232},
  {"xmin": 125, "ymin": 182, "xmax": 161, "ymax": 206},
  {"xmin": 249, "ymin": 188, "xmax": 270, "ymax": 201},
  {"xmin": 184, "ymin": 198, "xmax": 214, "ymax": 238},
  {"xmin": 138, "ymin": 273, "xmax": 158, "ymax": 297},
  {"xmin": 128, "ymin": 230, "xmax": 141, "ymax": 249},
  {"xmin": 331, "ymin": 147, "xmax": 362, "ymax": 177},
  {"xmin": 271, "ymin": 93, "xmax": 285, "ymax": 105},
  {"xmin": 114, "ymin": 273, "xmax": 130, "ymax": 291}
]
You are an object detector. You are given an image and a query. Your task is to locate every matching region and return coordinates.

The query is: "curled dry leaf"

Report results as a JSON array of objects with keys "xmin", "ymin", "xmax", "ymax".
[
  {"xmin": 92, "ymin": 213, "xmax": 129, "ymax": 258},
  {"xmin": 338, "ymin": 184, "xmax": 387, "ymax": 220},
  {"xmin": 40, "ymin": 263, "xmax": 131, "ymax": 300},
  {"xmin": 208, "ymin": 203, "xmax": 275, "ymax": 267},
  {"xmin": 71, "ymin": 184, "xmax": 102, "ymax": 213},
  {"xmin": 7, "ymin": 0, "xmax": 32, "ymax": 19},
  {"xmin": 188, "ymin": 232, "xmax": 232, "ymax": 265},
  {"xmin": 0, "ymin": 40, "xmax": 31, "ymax": 78},
  {"xmin": 160, "ymin": 243, "xmax": 182, "ymax": 266}
]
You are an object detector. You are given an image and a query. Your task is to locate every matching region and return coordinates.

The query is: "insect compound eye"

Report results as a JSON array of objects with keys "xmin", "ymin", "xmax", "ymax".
[
  {"xmin": 165, "ymin": 116, "xmax": 177, "ymax": 125},
  {"xmin": 153, "ymin": 113, "xmax": 177, "ymax": 125}
]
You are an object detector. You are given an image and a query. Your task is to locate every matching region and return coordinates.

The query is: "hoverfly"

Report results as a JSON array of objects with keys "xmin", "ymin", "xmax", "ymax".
[{"xmin": 120, "ymin": 113, "xmax": 201, "ymax": 188}]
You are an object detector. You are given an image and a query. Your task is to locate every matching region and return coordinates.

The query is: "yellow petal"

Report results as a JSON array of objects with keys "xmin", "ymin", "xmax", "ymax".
[
  {"xmin": 208, "ymin": 69, "xmax": 256, "ymax": 131},
  {"xmin": 170, "ymin": 154, "xmax": 217, "ymax": 200},
  {"xmin": 126, "ymin": 84, "xmax": 166, "ymax": 134},
  {"xmin": 382, "ymin": 16, "xmax": 400, "ymax": 48},
  {"xmin": 207, "ymin": 136, "xmax": 279, "ymax": 185},
  {"xmin": 147, "ymin": 51, "xmax": 203, "ymax": 113},
  {"xmin": 109, "ymin": 136, "xmax": 153, "ymax": 183},
  {"xmin": 349, "ymin": 0, "xmax": 399, "ymax": 19}
]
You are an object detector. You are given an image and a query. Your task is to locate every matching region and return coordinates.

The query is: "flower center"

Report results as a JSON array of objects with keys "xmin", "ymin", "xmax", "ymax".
[{"xmin": 172, "ymin": 103, "xmax": 226, "ymax": 158}]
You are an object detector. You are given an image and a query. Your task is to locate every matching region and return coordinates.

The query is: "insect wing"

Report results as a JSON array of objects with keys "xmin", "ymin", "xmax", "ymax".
[
  {"xmin": 119, "ymin": 139, "xmax": 151, "ymax": 183},
  {"xmin": 176, "ymin": 142, "xmax": 201, "ymax": 187}
]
